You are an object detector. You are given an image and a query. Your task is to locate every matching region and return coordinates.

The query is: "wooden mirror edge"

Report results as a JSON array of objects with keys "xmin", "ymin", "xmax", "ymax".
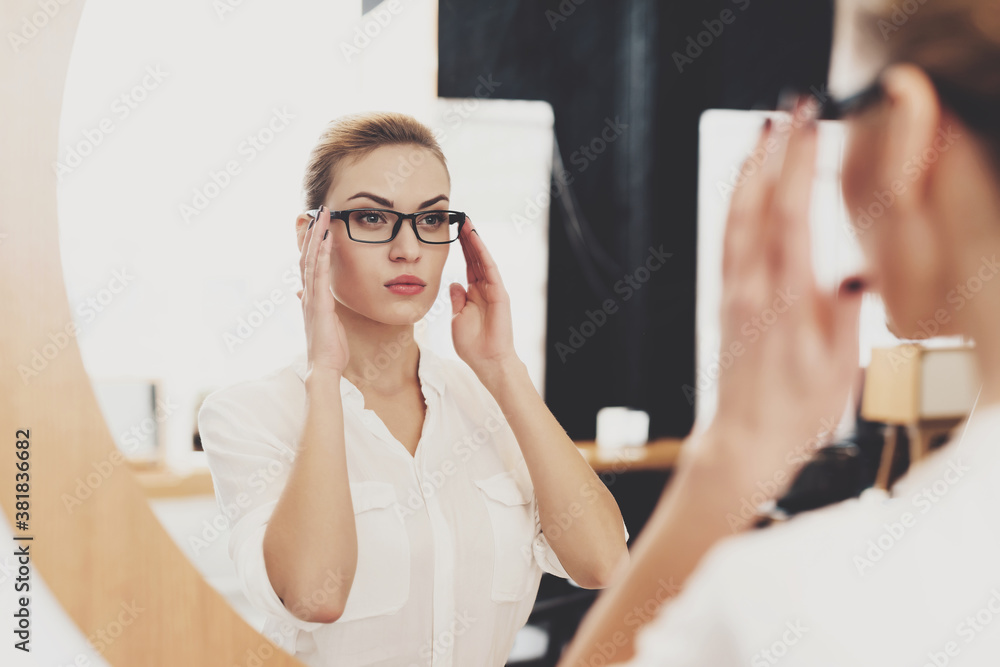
[{"xmin": 0, "ymin": 2, "xmax": 306, "ymax": 663}]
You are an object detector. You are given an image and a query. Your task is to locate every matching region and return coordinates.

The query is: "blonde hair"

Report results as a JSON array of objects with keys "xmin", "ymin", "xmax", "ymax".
[
  {"xmin": 301, "ymin": 111, "xmax": 448, "ymax": 210},
  {"xmin": 856, "ymin": 0, "xmax": 1000, "ymax": 173}
]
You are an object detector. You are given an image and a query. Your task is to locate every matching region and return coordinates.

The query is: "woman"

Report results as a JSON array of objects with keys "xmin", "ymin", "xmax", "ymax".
[
  {"xmin": 560, "ymin": 0, "xmax": 1000, "ymax": 664},
  {"xmin": 197, "ymin": 111, "xmax": 629, "ymax": 666}
]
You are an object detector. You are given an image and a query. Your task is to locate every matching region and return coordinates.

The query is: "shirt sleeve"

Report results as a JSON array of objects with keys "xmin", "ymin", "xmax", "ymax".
[
  {"xmin": 197, "ymin": 389, "xmax": 326, "ymax": 637},
  {"xmin": 522, "ymin": 442, "xmax": 630, "ymax": 582}
]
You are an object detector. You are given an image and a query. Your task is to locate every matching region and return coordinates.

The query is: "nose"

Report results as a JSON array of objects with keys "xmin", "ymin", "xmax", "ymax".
[{"xmin": 388, "ymin": 219, "xmax": 422, "ymax": 262}]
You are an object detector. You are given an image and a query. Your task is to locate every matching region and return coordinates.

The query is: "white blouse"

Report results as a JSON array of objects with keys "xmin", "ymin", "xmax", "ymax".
[
  {"xmin": 198, "ymin": 338, "xmax": 623, "ymax": 666},
  {"xmin": 620, "ymin": 400, "xmax": 1000, "ymax": 666}
]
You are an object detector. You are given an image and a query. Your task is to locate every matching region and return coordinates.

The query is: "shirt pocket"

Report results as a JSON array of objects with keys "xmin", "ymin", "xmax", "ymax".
[
  {"xmin": 337, "ymin": 480, "xmax": 411, "ymax": 624},
  {"xmin": 474, "ymin": 470, "xmax": 539, "ymax": 603}
]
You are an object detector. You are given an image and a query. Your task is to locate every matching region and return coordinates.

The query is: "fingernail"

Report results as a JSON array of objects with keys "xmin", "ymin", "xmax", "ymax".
[
  {"xmin": 323, "ymin": 229, "xmax": 329, "ymax": 240},
  {"xmin": 308, "ymin": 216, "xmax": 315, "ymax": 230},
  {"xmin": 841, "ymin": 277, "xmax": 867, "ymax": 295},
  {"xmin": 762, "ymin": 117, "xmax": 772, "ymax": 132}
]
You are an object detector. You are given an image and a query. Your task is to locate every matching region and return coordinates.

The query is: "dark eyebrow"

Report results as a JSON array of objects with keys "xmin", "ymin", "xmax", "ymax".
[{"xmin": 346, "ymin": 192, "xmax": 449, "ymax": 210}]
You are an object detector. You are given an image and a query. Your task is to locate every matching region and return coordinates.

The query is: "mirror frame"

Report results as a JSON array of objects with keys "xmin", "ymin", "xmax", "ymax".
[{"xmin": 0, "ymin": 1, "xmax": 305, "ymax": 663}]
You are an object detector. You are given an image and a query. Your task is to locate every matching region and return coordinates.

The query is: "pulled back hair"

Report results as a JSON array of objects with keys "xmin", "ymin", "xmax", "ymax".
[
  {"xmin": 301, "ymin": 111, "xmax": 448, "ymax": 211},
  {"xmin": 856, "ymin": 0, "xmax": 1000, "ymax": 175}
]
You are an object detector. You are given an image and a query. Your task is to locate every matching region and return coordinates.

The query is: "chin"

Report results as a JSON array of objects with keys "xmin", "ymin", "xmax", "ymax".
[{"xmin": 371, "ymin": 299, "xmax": 435, "ymax": 326}]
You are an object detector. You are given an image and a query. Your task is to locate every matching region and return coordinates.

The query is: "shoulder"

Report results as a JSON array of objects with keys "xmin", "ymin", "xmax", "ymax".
[
  {"xmin": 428, "ymin": 351, "xmax": 497, "ymax": 407},
  {"xmin": 197, "ymin": 361, "xmax": 306, "ymax": 449}
]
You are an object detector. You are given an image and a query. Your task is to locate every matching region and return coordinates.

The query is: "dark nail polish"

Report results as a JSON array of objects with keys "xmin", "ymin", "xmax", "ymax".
[
  {"xmin": 763, "ymin": 117, "xmax": 772, "ymax": 132},
  {"xmin": 843, "ymin": 278, "xmax": 866, "ymax": 294},
  {"xmin": 323, "ymin": 229, "xmax": 329, "ymax": 240},
  {"xmin": 308, "ymin": 217, "xmax": 315, "ymax": 230}
]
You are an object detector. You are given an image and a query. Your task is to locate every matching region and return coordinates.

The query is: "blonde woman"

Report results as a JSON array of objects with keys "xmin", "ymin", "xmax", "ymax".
[
  {"xmin": 562, "ymin": 0, "xmax": 1000, "ymax": 665},
  {"xmin": 198, "ymin": 112, "xmax": 629, "ymax": 666}
]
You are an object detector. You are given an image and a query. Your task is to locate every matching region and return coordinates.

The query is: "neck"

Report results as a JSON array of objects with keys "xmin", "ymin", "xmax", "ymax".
[
  {"xmin": 938, "ymin": 151, "xmax": 1000, "ymax": 408},
  {"xmin": 336, "ymin": 303, "xmax": 420, "ymax": 395}
]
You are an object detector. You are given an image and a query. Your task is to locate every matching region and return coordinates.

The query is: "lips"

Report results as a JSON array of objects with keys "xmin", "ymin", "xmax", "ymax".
[
  {"xmin": 385, "ymin": 274, "xmax": 426, "ymax": 295},
  {"xmin": 385, "ymin": 274, "xmax": 427, "ymax": 287}
]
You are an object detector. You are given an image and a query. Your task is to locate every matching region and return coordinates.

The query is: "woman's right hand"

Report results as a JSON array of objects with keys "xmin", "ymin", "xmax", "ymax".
[
  {"xmin": 696, "ymin": 96, "xmax": 867, "ymax": 501},
  {"xmin": 298, "ymin": 205, "xmax": 350, "ymax": 378}
]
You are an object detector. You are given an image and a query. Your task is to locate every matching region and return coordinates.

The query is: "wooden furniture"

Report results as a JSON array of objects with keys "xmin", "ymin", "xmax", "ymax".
[
  {"xmin": 862, "ymin": 343, "xmax": 980, "ymax": 490},
  {"xmin": 0, "ymin": 3, "xmax": 305, "ymax": 664},
  {"xmin": 134, "ymin": 439, "xmax": 686, "ymax": 499}
]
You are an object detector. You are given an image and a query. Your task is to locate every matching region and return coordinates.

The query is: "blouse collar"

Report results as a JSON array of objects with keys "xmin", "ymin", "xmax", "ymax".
[{"xmin": 292, "ymin": 334, "xmax": 447, "ymax": 409}]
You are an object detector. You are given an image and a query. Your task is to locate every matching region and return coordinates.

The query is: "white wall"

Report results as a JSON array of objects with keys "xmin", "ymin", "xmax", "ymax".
[{"xmin": 58, "ymin": 0, "xmax": 552, "ymax": 471}]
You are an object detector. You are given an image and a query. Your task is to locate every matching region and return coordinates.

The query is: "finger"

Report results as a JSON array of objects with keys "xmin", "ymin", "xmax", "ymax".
[
  {"xmin": 300, "ymin": 209, "xmax": 319, "ymax": 289},
  {"xmin": 466, "ymin": 221, "xmax": 488, "ymax": 284},
  {"xmin": 465, "ymin": 220, "xmax": 505, "ymax": 289},
  {"xmin": 449, "ymin": 282, "xmax": 467, "ymax": 316},
  {"xmin": 315, "ymin": 219, "xmax": 335, "ymax": 312},
  {"xmin": 723, "ymin": 116, "xmax": 776, "ymax": 282},
  {"xmin": 833, "ymin": 275, "xmax": 866, "ymax": 350},
  {"xmin": 305, "ymin": 206, "xmax": 330, "ymax": 303},
  {"xmin": 459, "ymin": 219, "xmax": 478, "ymax": 285},
  {"xmin": 769, "ymin": 95, "xmax": 819, "ymax": 287}
]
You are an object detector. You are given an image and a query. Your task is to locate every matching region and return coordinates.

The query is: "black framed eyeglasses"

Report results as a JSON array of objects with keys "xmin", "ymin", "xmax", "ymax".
[
  {"xmin": 817, "ymin": 77, "xmax": 886, "ymax": 121},
  {"xmin": 306, "ymin": 208, "xmax": 467, "ymax": 244},
  {"xmin": 817, "ymin": 70, "xmax": 994, "ymax": 131}
]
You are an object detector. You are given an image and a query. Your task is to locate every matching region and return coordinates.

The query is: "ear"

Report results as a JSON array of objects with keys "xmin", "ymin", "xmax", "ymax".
[
  {"xmin": 875, "ymin": 63, "xmax": 944, "ymax": 215},
  {"xmin": 295, "ymin": 212, "xmax": 313, "ymax": 252}
]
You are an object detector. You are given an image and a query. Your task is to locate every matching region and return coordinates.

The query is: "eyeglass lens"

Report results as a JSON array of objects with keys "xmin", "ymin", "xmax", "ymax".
[{"xmin": 347, "ymin": 210, "xmax": 461, "ymax": 243}]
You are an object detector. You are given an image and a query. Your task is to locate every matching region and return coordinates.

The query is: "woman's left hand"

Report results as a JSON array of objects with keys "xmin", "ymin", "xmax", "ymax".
[{"xmin": 450, "ymin": 218, "xmax": 519, "ymax": 381}]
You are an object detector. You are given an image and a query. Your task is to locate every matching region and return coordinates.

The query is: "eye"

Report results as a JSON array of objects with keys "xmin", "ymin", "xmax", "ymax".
[
  {"xmin": 353, "ymin": 210, "xmax": 388, "ymax": 225},
  {"xmin": 417, "ymin": 212, "xmax": 447, "ymax": 226}
]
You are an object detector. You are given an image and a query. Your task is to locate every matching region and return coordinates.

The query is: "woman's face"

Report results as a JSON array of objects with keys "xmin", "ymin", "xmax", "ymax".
[
  {"xmin": 301, "ymin": 144, "xmax": 452, "ymax": 326},
  {"xmin": 840, "ymin": 74, "xmax": 956, "ymax": 339}
]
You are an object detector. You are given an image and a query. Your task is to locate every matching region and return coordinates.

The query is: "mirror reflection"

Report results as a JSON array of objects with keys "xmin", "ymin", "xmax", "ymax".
[{"xmin": 55, "ymin": 0, "xmax": 993, "ymax": 665}]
